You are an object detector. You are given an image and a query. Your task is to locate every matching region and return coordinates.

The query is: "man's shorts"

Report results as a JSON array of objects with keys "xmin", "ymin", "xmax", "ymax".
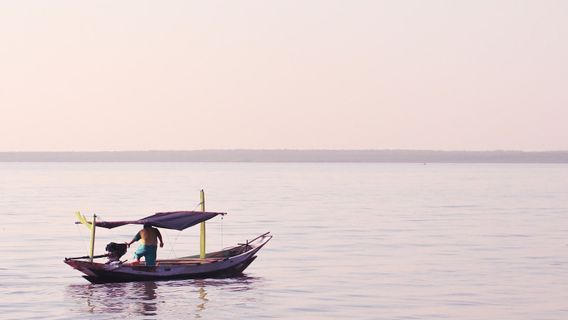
[{"xmin": 133, "ymin": 245, "xmax": 158, "ymax": 266}]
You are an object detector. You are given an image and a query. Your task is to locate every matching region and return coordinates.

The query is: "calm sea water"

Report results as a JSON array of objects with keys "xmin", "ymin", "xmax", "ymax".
[{"xmin": 1, "ymin": 163, "xmax": 567, "ymax": 319}]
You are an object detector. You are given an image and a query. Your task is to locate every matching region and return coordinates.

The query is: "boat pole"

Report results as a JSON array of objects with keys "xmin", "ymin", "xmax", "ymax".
[
  {"xmin": 89, "ymin": 214, "xmax": 97, "ymax": 263},
  {"xmin": 200, "ymin": 190, "xmax": 206, "ymax": 259}
]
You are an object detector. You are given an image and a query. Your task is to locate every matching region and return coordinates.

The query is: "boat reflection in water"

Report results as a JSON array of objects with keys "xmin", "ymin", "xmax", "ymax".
[
  {"xmin": 137, "ymin": 281, "xmax": 158, "ymax": 316},
  {"xmin": 66, "ymin": 281, "xmax": 159, "ymax": 317},
  {"xmin": 66, "ymin": 276, "xmax": 263, "ymax": 318}
]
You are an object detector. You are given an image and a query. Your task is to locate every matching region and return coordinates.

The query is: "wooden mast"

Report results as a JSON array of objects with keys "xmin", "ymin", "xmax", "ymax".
[
  {"xmin": 89, "ymin": 214, "xmax": 97, "ymax": 262},
  {"xmin": 199, "ymin": 190, "xmax": 206, "ymax": 259}
]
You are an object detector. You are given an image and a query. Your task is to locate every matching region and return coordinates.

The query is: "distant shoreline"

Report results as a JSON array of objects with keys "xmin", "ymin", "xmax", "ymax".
[{"xmin": 1, "ymin": 150, "xmax": 568, "ymax": 163}]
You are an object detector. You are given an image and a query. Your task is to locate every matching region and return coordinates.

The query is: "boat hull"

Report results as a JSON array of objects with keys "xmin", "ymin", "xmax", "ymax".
[
  {"xmin": 76, "ymin": 256, "xmax": 257, "ymax": 284},
  {"xmin": 65, "ymin": 232, "xmax": 271, "ymax": 284}
]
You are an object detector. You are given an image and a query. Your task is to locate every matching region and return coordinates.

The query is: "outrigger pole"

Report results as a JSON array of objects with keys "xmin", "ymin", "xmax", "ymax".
[{"xmin": 200, "ymin": 190, "xmax": 206, "ymax": 259}]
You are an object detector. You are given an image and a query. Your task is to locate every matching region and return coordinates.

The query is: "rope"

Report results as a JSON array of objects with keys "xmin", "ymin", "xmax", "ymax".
[
  {"xmin": 163, "ymin": 229, "xmax": 180, "ymax": 258},
  {"xmin": 161, "ymin": 201, "xmax": 201, "ymax": 259}
]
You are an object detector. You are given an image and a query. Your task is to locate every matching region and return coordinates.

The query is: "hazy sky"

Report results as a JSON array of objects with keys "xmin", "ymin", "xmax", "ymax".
[{"xmin": 1, "ymin": 1, "xmax": 567, "ymax": 151}]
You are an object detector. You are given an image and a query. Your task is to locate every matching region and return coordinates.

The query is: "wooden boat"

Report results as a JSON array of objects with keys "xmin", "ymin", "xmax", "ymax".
[
  {"xmin": 65, "ymin": 232, "xmax": 271, "ymax": 284},
  {"xmin": 64, "ymin": 191, "xmax": 272, "ymax": 284}
]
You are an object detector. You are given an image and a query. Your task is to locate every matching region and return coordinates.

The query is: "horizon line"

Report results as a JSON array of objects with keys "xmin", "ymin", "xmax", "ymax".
[
  {"xmin": 2, "ymin": 148, "xmax": 568, "ymax": 153},
  {"xmin": 1, "ymin": 149, "xmax": 568, "ymax": 163}
]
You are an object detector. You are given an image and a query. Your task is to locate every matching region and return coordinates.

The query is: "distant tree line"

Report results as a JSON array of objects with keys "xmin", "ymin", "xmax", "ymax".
[{"xmin": 1, "ymin": 150, "xmax": 567, "ymax": 163}]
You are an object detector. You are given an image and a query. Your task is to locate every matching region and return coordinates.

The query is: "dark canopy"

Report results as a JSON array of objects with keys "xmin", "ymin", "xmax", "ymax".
[{"xmin": 95, "ymin": 211, "xmax": 226, "ymax": 231}]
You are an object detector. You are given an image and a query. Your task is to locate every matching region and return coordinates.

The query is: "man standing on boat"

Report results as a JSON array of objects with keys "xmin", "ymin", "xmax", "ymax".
[{"xmin": 127, "ymin": 224, "xmax": 164, "ymax": 266}]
